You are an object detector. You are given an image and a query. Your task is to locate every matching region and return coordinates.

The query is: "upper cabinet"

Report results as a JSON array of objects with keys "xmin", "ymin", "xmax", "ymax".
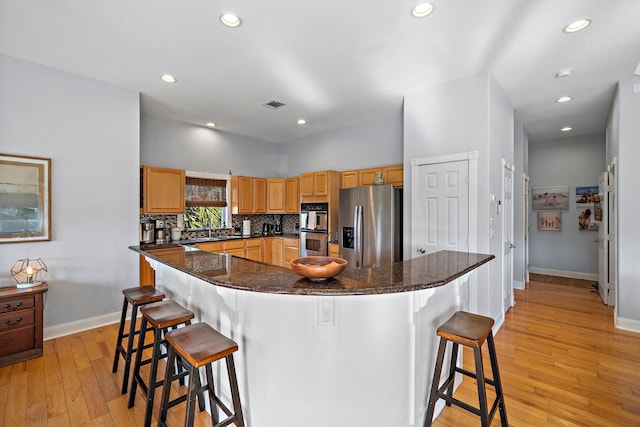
[
  {"xmin": 299, "ymin": 170, "xmax": 340, "ymax": 203},
  {"xmin": 267, "ymin": 178, "xmax": 287, "ymax": 213},
  {"xmin": 286, "ymin": 177, "xmax": 299, "ymax": 213},
  {"xmin": 141, "ymin": 166, "xmax": 185, "ymax": 214},
  {"xmin": 340, "ymin": 164, "xmax": 404, "ymax": 189},
  {"xmin": 231, "ymin": 176, "xmax": 267, "ymax": 214}
]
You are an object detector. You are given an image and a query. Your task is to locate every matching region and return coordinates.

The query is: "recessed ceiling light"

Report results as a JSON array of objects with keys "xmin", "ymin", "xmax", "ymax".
[
  {"xmin": 563, "ymin": 18, "xmax": 591, "ymax": 33},
  {"xmin": 412, "ymin": 2, "xmax": 434, "ymax": 18},
  {"xmin": 206, "ymin": 122, "xmax": 217, "ymax": 128},
  {"xmin": 160, "ymin": 74, "xmax": 177, "ymax": 83},
  {"xmin": 220, "ymin": 13, "xmax": 241, "ymax": 27},
  {"xmin": 297, "ymin": 119, "xmax": 307, "ymax": 125},
  {"xmin": 556, "ymin": 96, "xmax": 573, "ymax": 103},
  {"xmin": 555, "ymin": 69, "xmax": 572, "ymax": 78},
  {"xmin": 561, "ymin": 126, "xmax": 572, "ymax": 132}
]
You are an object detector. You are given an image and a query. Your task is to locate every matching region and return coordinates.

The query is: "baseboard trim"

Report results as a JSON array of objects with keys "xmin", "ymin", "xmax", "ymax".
[
  {"xmin": 615, "ymin": 316, "xmax": 640, "ymax": 333},
  {"xmin": 514, "ymin": 280, "xmax": 525, "ymax": 290},
  {"xmin": 528, "ymin": 267, "xmax": 598, "ymax": 282},
  {"xmin": 44, "ymin": 311, "xmax": 122, "ymax": 341}
]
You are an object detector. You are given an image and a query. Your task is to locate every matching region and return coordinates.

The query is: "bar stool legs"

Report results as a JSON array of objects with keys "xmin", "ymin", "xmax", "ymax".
[
  {"xmin": 424, "ymin": 311, "xmax": 508, "ymax": 427},
  {"xmin": 112, "ymin": 286, "xmax": 165, "ymax": 394},
  {"xmin": 158, "ymin": 323, "xmax": 244, "ymax": 427}
]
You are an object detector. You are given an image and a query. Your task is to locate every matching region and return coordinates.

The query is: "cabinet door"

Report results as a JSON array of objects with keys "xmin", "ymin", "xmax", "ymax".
[
  {"xmin": 196, "ymin": 242, "xmax": 223, "ymax": 252},
  {"xmin": 358, "ymin": 168, "xmax": 380, "ymax": 186},
  {"xmin": 245, "ymin": 244, "xmax": 263, "ymax": 262},
  {"xmin": 384, "ymin": 165, "xmax": 404, "ymax": 187},
  {"xmin": 253, "ymin": 178, "xmax": 267, "ymax": 214},
  {"xmin": 314, "ymin": 171, "xmax": 329, "ymax": 196},
  {"xmin": 286, "ymin": 177, "xmax": 299, "ymax": 213},
  {"xmin": 299, "ymin": 173, "xmax": 314, "ymax": 197},
  {"xmin": 267, "ymin": 179, "xmax": 286, "ymax": 213},
  {"xmin": 140, "ymin": 256, "xmax": 155, "ymax": 286},
  {"xmin": 237, "ymin": 176, "xmax": 253, "ymax": 214},
  {"xmin": 272, "ymin": 238, "xmax": 284, "ymax": 267},
  {"xmin": 263, "ymin": 237, "xmax": 274, "ymax": 264},
  {"xmin": 283, "ymin": 238, "xmax": 300, "ymax": 269},
  {"xmin": 341, "ymin": 171, "xmax": 358, "ymax": 189},
  {"xmin": 143, "ymin": 166, "xmax": 185, "ymax": 214},
  {"xmin": 328, "ymin": 243, "xmax": 340, "ymax": 258}
]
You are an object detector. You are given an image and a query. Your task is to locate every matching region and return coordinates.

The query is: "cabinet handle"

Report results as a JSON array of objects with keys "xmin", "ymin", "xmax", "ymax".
[
  {"xmin": 16, "ymin": 302, "xmax": 22, "ymax": 307},
  {"xmin": 3, "ymin": 304, "xmax": 9, "ymax": 309},
  {"xmin": 3, "ymin": 319, "xmax": 9, "ymax": 324},
  {"xmin": 15, "ymin": 317, "xmax": 22, "ymax": 322}
]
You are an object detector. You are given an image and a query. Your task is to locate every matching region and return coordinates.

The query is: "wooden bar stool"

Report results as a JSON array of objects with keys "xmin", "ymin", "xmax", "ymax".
[
  {"xmin": 158, "ymin": 322, "xmax": 244, "ymax": 427},
  {"xmin": 128, "ymin": 300, "xmax": 196, "ymax": 427},
  {"xmin": 112, "ymin": 286, "xmax": 165, "ymax": 394},
  {"xmin": 424, "ymin": 311, "xmax": 508, "ymax": 427}
]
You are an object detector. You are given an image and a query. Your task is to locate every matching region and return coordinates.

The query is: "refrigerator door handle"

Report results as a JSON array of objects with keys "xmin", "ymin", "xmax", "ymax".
[
  {"xmin": 357, "ymin": 205, "xmax": 364, "ymax": 268},
  {"xmin": 353, "ymin": 206, "xmax": 359, "ymax": 268}
]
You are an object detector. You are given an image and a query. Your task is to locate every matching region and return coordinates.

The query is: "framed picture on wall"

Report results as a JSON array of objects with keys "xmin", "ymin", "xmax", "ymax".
[
  {"xmin": 578, "ymin": 207, "xmax": 599, "ymax": 232},
  {"xmin": 537, "ymin": 211, "xmax": 562, "ymax": 231},
  {"xmin": 0, "ymin": 154, "xmax": 52, "ymax": 243},
  {"xmin": 532, "ymin": 185, "xmax": 569, "ymax": 210},
  {"xmin": 575, "ymin": 185, "xmax": 599, "ymax": 206}
]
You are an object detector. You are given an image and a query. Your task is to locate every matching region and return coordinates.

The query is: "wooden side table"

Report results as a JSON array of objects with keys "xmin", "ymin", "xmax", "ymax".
[{"xmin": 0, "ymin": 283, "xmax": 48, "ymax": 367}]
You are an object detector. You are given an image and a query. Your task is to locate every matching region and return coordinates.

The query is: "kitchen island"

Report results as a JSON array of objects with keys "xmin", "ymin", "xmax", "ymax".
[{"xmin": 130, "ymin": 245, "xmax": 494, "ymax": 427}]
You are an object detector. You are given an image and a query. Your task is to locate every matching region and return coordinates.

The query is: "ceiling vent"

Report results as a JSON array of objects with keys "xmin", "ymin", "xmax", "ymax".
[{"xmin": 263, "ymin": 100, "xmax": 286, "ymax": 109}]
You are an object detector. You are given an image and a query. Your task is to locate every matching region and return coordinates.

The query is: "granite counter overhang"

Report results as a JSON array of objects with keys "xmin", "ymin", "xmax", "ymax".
[{"xmin": 130, "ymin": 245, "xmax": 494, "ymax": 296}]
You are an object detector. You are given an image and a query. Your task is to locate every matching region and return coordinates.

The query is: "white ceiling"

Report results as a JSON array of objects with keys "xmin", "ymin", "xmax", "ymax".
[{"xmin": 1, "ymin": 0, "xmax": 639, "ymax": 143}]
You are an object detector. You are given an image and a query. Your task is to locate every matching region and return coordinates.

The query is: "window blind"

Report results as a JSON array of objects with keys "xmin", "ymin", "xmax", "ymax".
[{"xmin": 185, "ymin": 177, "xmax": 227, "ymax": 207}]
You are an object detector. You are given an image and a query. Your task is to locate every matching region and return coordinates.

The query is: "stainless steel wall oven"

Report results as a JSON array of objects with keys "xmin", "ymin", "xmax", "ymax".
[{"xmin": 300, "ymin": 203, "xmax": 329, "ymax": 256}]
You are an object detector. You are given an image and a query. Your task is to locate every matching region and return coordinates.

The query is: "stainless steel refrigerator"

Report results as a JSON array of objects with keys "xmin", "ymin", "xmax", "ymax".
[{"xmin": 339, "ymin": 185, "xmax": 402, "ymax": 269}]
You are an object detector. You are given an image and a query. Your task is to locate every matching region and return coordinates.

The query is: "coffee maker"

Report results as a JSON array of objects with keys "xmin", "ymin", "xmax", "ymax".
[
  {"xmin": 155, "ymin": 219, "xmax": 169, "ymax": 244},
  {"xmin": 274, "ymin": 215, "xmax": 283, "ymax": 235},
  {"xmin": 139, "ymin": 221, "xmax": 155, "ymax": 244}
]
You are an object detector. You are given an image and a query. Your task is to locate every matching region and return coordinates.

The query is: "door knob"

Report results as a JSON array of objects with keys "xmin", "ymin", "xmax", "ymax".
[
  {"xmin": 418, "ymin": 248, "xmax": 426, "ymax": 254},
  {"xmin": 509, "ymin": 243, "xmax": 516, "ymax": 248}
]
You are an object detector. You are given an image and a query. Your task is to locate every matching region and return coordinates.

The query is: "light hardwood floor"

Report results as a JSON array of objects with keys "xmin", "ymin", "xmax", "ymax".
[{"xmin": 1, "ymin": 281, "xmax": 639, "ymax": 426}]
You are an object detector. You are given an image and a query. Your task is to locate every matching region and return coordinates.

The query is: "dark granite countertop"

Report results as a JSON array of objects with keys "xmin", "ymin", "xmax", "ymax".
[
  {"xmin": 130, "ymin": 244, "xmax": 495, "ymax": 295},
  {"xmin": 139, "ymin": 233, "xmax": 299, "ymax": 251},
  {"xmin": 131, "ymin": 245, "xmax": 494, "ymax": 296}
]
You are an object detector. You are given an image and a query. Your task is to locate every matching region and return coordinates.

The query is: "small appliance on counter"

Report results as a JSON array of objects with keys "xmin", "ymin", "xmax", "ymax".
[
  {"xmin": 140, "ymin": 221, "xmax": 155, "ymax": 244},
  {"xmin": 262, "ymin": 223, "xmax": 273, "ymax": 236},
  {"xmin": 242, "ymin": 218, "xmax": 251, "ymax": 237},
  {"xmin": 155, "ymin": 219, "xmax": 169, "ymax": 244},
  {"xmin": 274, "ymin": 214, "xmax": 283, "ymax": 235}
]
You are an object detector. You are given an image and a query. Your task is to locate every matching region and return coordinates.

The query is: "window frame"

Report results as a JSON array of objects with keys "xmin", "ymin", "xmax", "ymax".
[{"xmin": 184, "ymin": 171, "xmax": 231, "ymax": 230}]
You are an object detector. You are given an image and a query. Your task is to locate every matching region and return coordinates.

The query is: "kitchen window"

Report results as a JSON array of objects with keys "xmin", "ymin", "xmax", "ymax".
[{"xmin": 184, "ymin": 173, "xmax": 230, "ymax": 230}]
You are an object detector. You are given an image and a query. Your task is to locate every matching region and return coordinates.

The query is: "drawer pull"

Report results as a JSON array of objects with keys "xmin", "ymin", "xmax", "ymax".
[
  {"xmin": 3, "ymin": 304, "xmax": 9, "ymax": 309},
  {"xmin": 3, "ymin": 317, "xmax": 22, "ymax": 325},
  {"xmin": 3, "ymin": 319, "xmax": 8, "ymax": 324},
  {"xmin": 16, "ymin": 302, "xmax": 22, "ymax": 307}
]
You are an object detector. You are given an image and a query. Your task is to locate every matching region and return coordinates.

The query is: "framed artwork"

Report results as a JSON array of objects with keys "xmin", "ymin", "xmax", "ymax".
[
  {"xmin": 578, "ymin": 207, "xmax": 599, "ymax": 232},
  {"xmin": 532, "ymin": 185, "xmax": 569, "ymax": 210},
  {"xmin": 576, "ymin": 185, "xmax": 599, "ymax": 206},
  {"xmin": 0, "ymin": 154, "xmax": 51, "ymax": 243},
  {"xmin": 537, "ymin": 211, "xmax": 562, "ymax": 231}
]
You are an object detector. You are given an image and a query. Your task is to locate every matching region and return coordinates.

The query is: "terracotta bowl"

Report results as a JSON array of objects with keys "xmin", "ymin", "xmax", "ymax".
[{"xmin": 290, "ymin": 256, "xmax": 348, "ymax": 281}]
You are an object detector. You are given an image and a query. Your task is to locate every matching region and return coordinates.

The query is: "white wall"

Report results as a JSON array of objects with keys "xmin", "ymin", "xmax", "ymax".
[
  {"xmin": 403, "ymin": 72, "xmax": 514, "ymax": 322},
  {"xmin": 0, "ymin": 54, "xmax": 140, "ymax": 327},
  {"xmin": 610, "ymin": 75, "xmax": 640, "ymax": 328},
  {"xmin": 280, "ymin": 112, "xmax": 403, "ymax": 176},
  {"xmin": 528, "ymin": 134, "xmax": 605, "ymax": 275},
  {"xmin": 141, "ymin": 113, "xmax": 284, "ymax": 177}
]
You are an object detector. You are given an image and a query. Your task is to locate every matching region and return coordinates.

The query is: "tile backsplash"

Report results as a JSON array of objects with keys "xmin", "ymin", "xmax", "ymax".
[{"xmin": 140, "ymin": 213, "xmax": 299, "ymax": 241}]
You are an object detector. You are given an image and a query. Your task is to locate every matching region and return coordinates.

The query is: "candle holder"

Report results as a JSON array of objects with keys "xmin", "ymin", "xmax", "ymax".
[{"xmin": 10, "ymin": 258, "xmax": 48, "ymax": 288}]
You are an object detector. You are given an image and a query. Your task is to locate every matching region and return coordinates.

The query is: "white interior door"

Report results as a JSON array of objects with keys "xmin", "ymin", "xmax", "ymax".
[
  {"xmin": 598, "ymin": 171, "xmax": 609, "ymax": 305},
  {"xmin": 608, "ymin": 160, "xmax": 617, "ymax": 307},
  {"xmin": 524, "ymin": 174, "xmax": 530, "ymax": 284},
  {"xmin": 502, "ymin": 160, "xmax": 515, "ymax": 312},
  {"xmin": 414, "ymin": 160, "xmax": 469, "ymax": 256}
]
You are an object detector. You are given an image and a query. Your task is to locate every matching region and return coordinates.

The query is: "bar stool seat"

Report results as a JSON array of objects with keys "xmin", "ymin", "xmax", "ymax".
[
  {"xmin": 112, "ymin": 286, "xmax": 165, "ymax": 394},
  {"xmin": 424, "ymin": 311, "xmax": 508, "ymax": 427},
  {"xmin": 128, "ymin": 299, "xmax": 196, "ymax": 427},
  {"xmin": 158, "ymin": 322, "xmax": 244, "ymax": 427}
]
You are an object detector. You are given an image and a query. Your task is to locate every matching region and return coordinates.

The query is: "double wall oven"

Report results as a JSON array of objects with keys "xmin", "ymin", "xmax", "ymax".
[{"xmin": 300, "ymin": 203, "xmax": 329, "ymax": 256}]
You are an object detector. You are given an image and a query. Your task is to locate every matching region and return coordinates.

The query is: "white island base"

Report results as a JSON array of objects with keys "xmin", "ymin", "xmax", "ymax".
[{"xmin": 150, "ymin": 260, "xmax": 472, "ymax": 427}]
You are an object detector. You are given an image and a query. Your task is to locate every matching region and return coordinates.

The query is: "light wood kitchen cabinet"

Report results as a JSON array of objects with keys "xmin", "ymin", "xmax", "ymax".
[
  {"xmin": 139, "ymin": 246, "xmax": 186, "ymax": 286},
  {"xmin": 383, "ymin": 164, "xmax": 404, "ymax": 187},
  {"xmin": 231, "ymin": 176, "xmax": 267, "ymax": 214},
  {"xmin": 141, "ymin": 166, "xmax": 185, "ymax": 214},
  {"xmin": 272, "ymin": 237, "xmax": 284, "ymax": 267},
  {"xmin": 223, "ymin": 239, "xmax": 245, "ymax": 257},
  {"xmin": 263, "ymin": 237, "xmax": 274, "ymax": 264},
  {"xmin": 341, "ymin": 170, "xmax": 359, "ymax": 189},
  {"xmin": 286, "ymin": 177, "xmax": 299, "ymax": 213},
  {"xmin": 244, "ymin": 238, "xmax": 263, "ymax": 262},
  {"xmin": 358, "ymin": 167, "xmax": 380, "ymax": 186},
  {"xmin": 195, "ymin": 241, "xmax": 223, "ymax": 252},
  {"xmin": 253, "ymin": 178, "xmax": 267, "ymax": 213},
  {"xmin": 267, "ymin": 178, "xmax": 287, "ymax": 213},
  {"xmin": 329, "ymin": 243, "xmax": 340, "ymax": 258},
  {"xmin": 299, "ymin": 170, "xmax": 341, "ymax": 204},
  {"xmin": 283, "ymin": 237, "xmax": 300, "ymax": 269}
]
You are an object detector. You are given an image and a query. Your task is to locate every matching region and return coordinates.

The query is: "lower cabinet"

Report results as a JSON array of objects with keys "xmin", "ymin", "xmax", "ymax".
[
  {"xmin": 329, "ymin": 243, "xmax": 339, "ymax": 258},
  {"xmin": 0, "ymin": 284, "xmax": 48, "ymax": 367},
  {"xmin": 244, "ymin": 238, "xmax": 263, "ymax": 262},
  {"xmin": 140, "ymin": 247, "xmax": 186, "ymax": 286},
  {"xmin": 283, "ymin": 238, "xmax": 300, "ymax": 269}
]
